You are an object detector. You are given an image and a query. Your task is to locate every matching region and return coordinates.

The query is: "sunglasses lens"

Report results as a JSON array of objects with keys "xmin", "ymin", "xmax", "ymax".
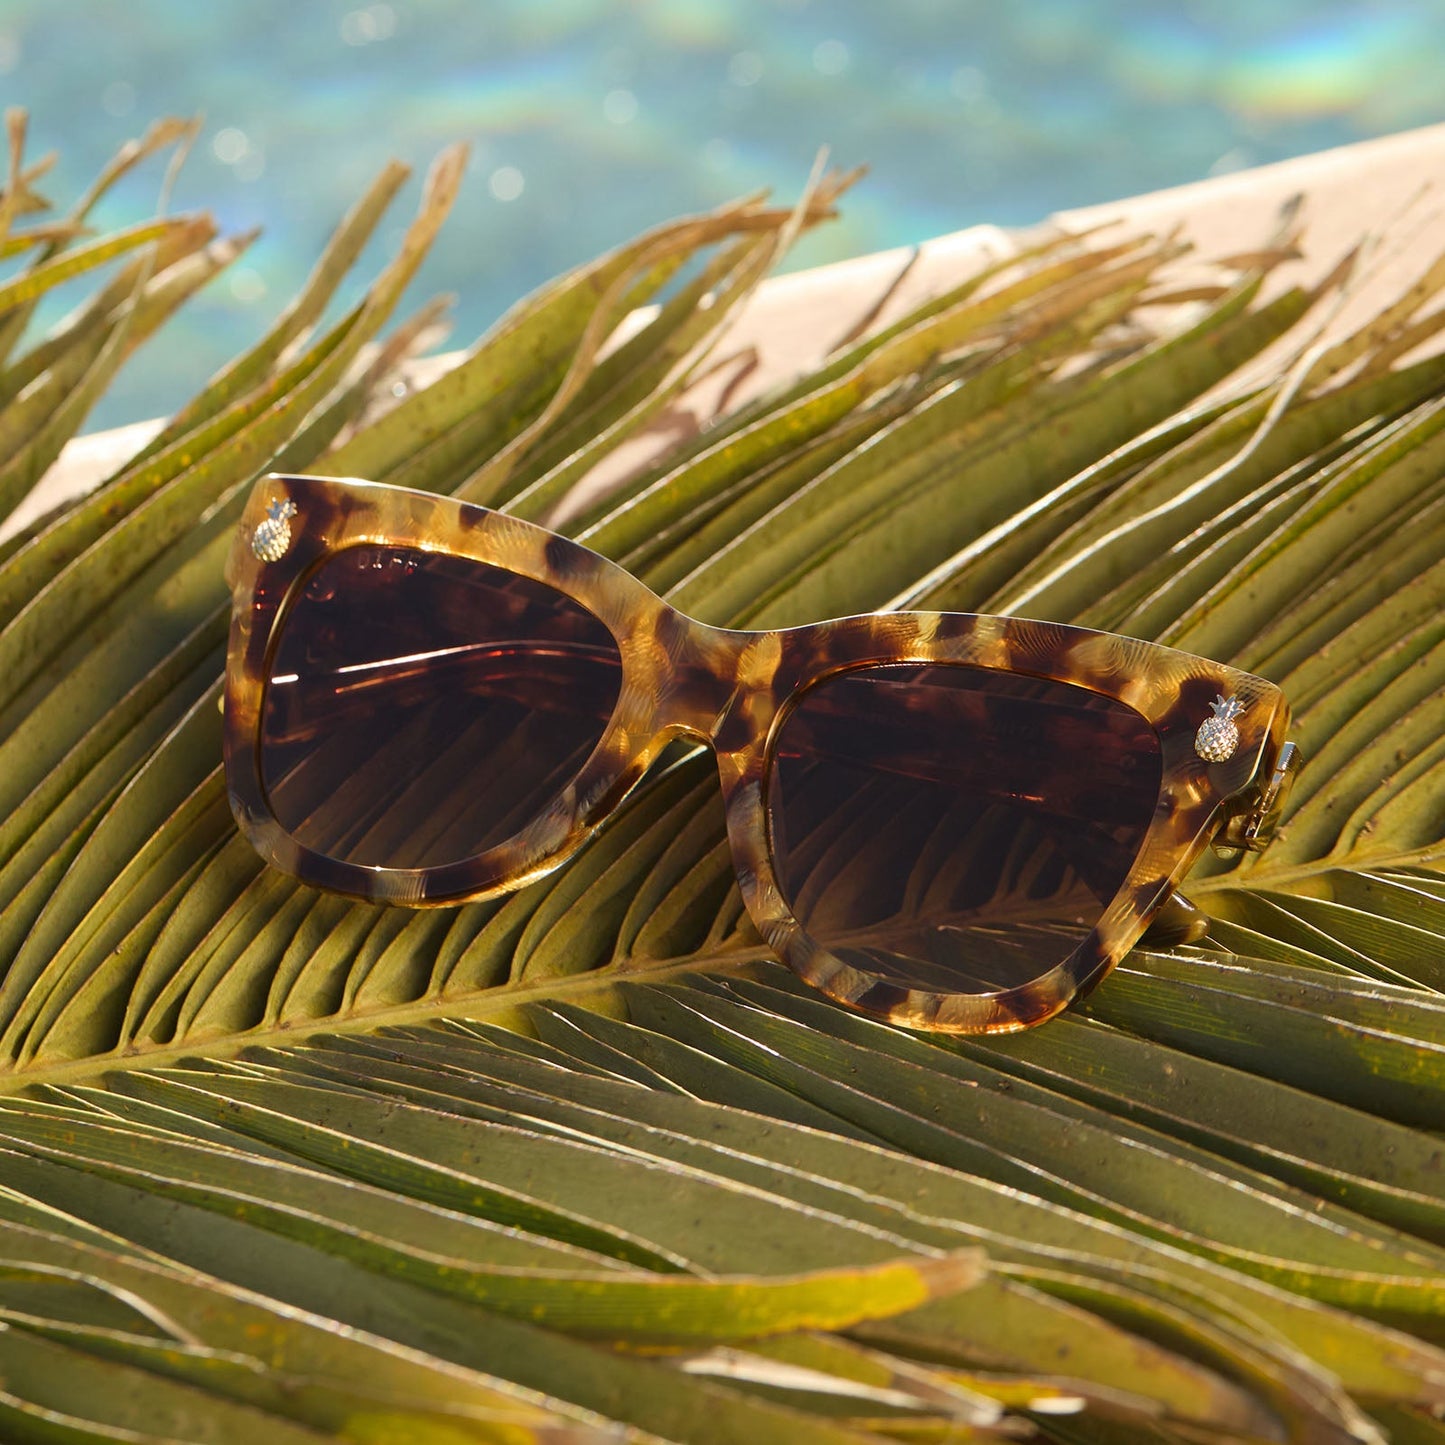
[
  {"xmin": 767, "ymin": 664, "xmax": 1162, "ymax": 995},
  {"xmin": 259, "ymin": 545, "xmax": 622, "ymax": 871}
]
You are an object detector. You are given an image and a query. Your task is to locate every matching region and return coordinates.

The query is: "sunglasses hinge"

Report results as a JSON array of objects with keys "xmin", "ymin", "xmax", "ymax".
[{"xmin": 1214, "ymin": 740, "xmax": 1300, "ymax": 855}]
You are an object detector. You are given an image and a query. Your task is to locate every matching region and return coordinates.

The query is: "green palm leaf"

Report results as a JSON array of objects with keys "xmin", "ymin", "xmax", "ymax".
[{"xmin": 0, "ymin": 116, "xmax": 1442, "ymax": 1442}]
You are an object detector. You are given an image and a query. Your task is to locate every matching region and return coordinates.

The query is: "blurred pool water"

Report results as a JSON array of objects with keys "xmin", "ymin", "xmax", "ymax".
[{"xmin": 4, "ymin": 0, "xmax": 1443, "ymax": 429}]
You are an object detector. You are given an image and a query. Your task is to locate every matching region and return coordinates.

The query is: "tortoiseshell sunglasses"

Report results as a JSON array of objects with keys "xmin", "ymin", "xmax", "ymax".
[{"xmin": 223, "ymin": 474, "xmax": 1300, "ymax": 1035}]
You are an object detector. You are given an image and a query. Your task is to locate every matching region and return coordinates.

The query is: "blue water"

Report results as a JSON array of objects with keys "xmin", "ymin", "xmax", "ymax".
[{"xmin": 5, "ymin": 0, "xmax": 1444, "ymax": 430}]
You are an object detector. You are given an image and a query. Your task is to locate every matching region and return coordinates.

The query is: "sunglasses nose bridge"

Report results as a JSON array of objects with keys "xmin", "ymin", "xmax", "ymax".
[{"xmin": 644, "ymin": 614, "xmax": 759, "ymax": 745}]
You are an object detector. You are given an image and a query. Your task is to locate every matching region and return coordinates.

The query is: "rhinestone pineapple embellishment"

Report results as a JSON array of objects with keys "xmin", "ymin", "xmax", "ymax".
[
  {"xmin": 1195, "ymin": 694, "xmax": 1244, "ymax": 762},
  {"xmin": 251, "ymin": 498, "xmax": 297, "ymax": 562}
]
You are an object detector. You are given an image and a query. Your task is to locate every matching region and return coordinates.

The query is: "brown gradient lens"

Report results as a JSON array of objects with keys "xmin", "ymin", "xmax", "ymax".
[
  {"xmin": 767, "ymin": 664, "xmax": 1162, "ymax": 993},
  {"xmin": 260, "ymin": 545, "xmax": 622, "ymax": 871}
]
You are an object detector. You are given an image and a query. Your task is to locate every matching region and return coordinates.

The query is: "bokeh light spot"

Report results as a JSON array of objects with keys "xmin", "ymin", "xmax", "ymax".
[
  {"xmin": 229, "ymin": 268, "xmax": 267, "ymax": 304},
  {"xmin": 212, "ymin": 127, "xmax": 251, "ymax": 165},
  {"xmin": 489, "ymin": 165, "xmax": 525, "ymax": 202},
  {"xmin": 602, "ymin": 87, "xmax": 639, "ymax": 125}
]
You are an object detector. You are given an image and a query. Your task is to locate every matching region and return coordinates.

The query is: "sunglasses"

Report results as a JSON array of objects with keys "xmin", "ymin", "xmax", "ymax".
[{"xmin": 223, "ymin": 474, "xmax": 1300, "ymax": 1035}]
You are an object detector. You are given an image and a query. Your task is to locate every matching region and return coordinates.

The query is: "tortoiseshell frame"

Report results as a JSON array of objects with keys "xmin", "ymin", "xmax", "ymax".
[{"xmin": 224, "ymin": 475, "xmax": 1296, "ymax": 1035}]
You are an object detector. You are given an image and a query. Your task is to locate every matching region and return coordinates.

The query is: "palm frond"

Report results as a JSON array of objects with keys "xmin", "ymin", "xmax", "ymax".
[{"xmin": 0, "ymin": 115, "xmax": 1441, "ymax": 1442}]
